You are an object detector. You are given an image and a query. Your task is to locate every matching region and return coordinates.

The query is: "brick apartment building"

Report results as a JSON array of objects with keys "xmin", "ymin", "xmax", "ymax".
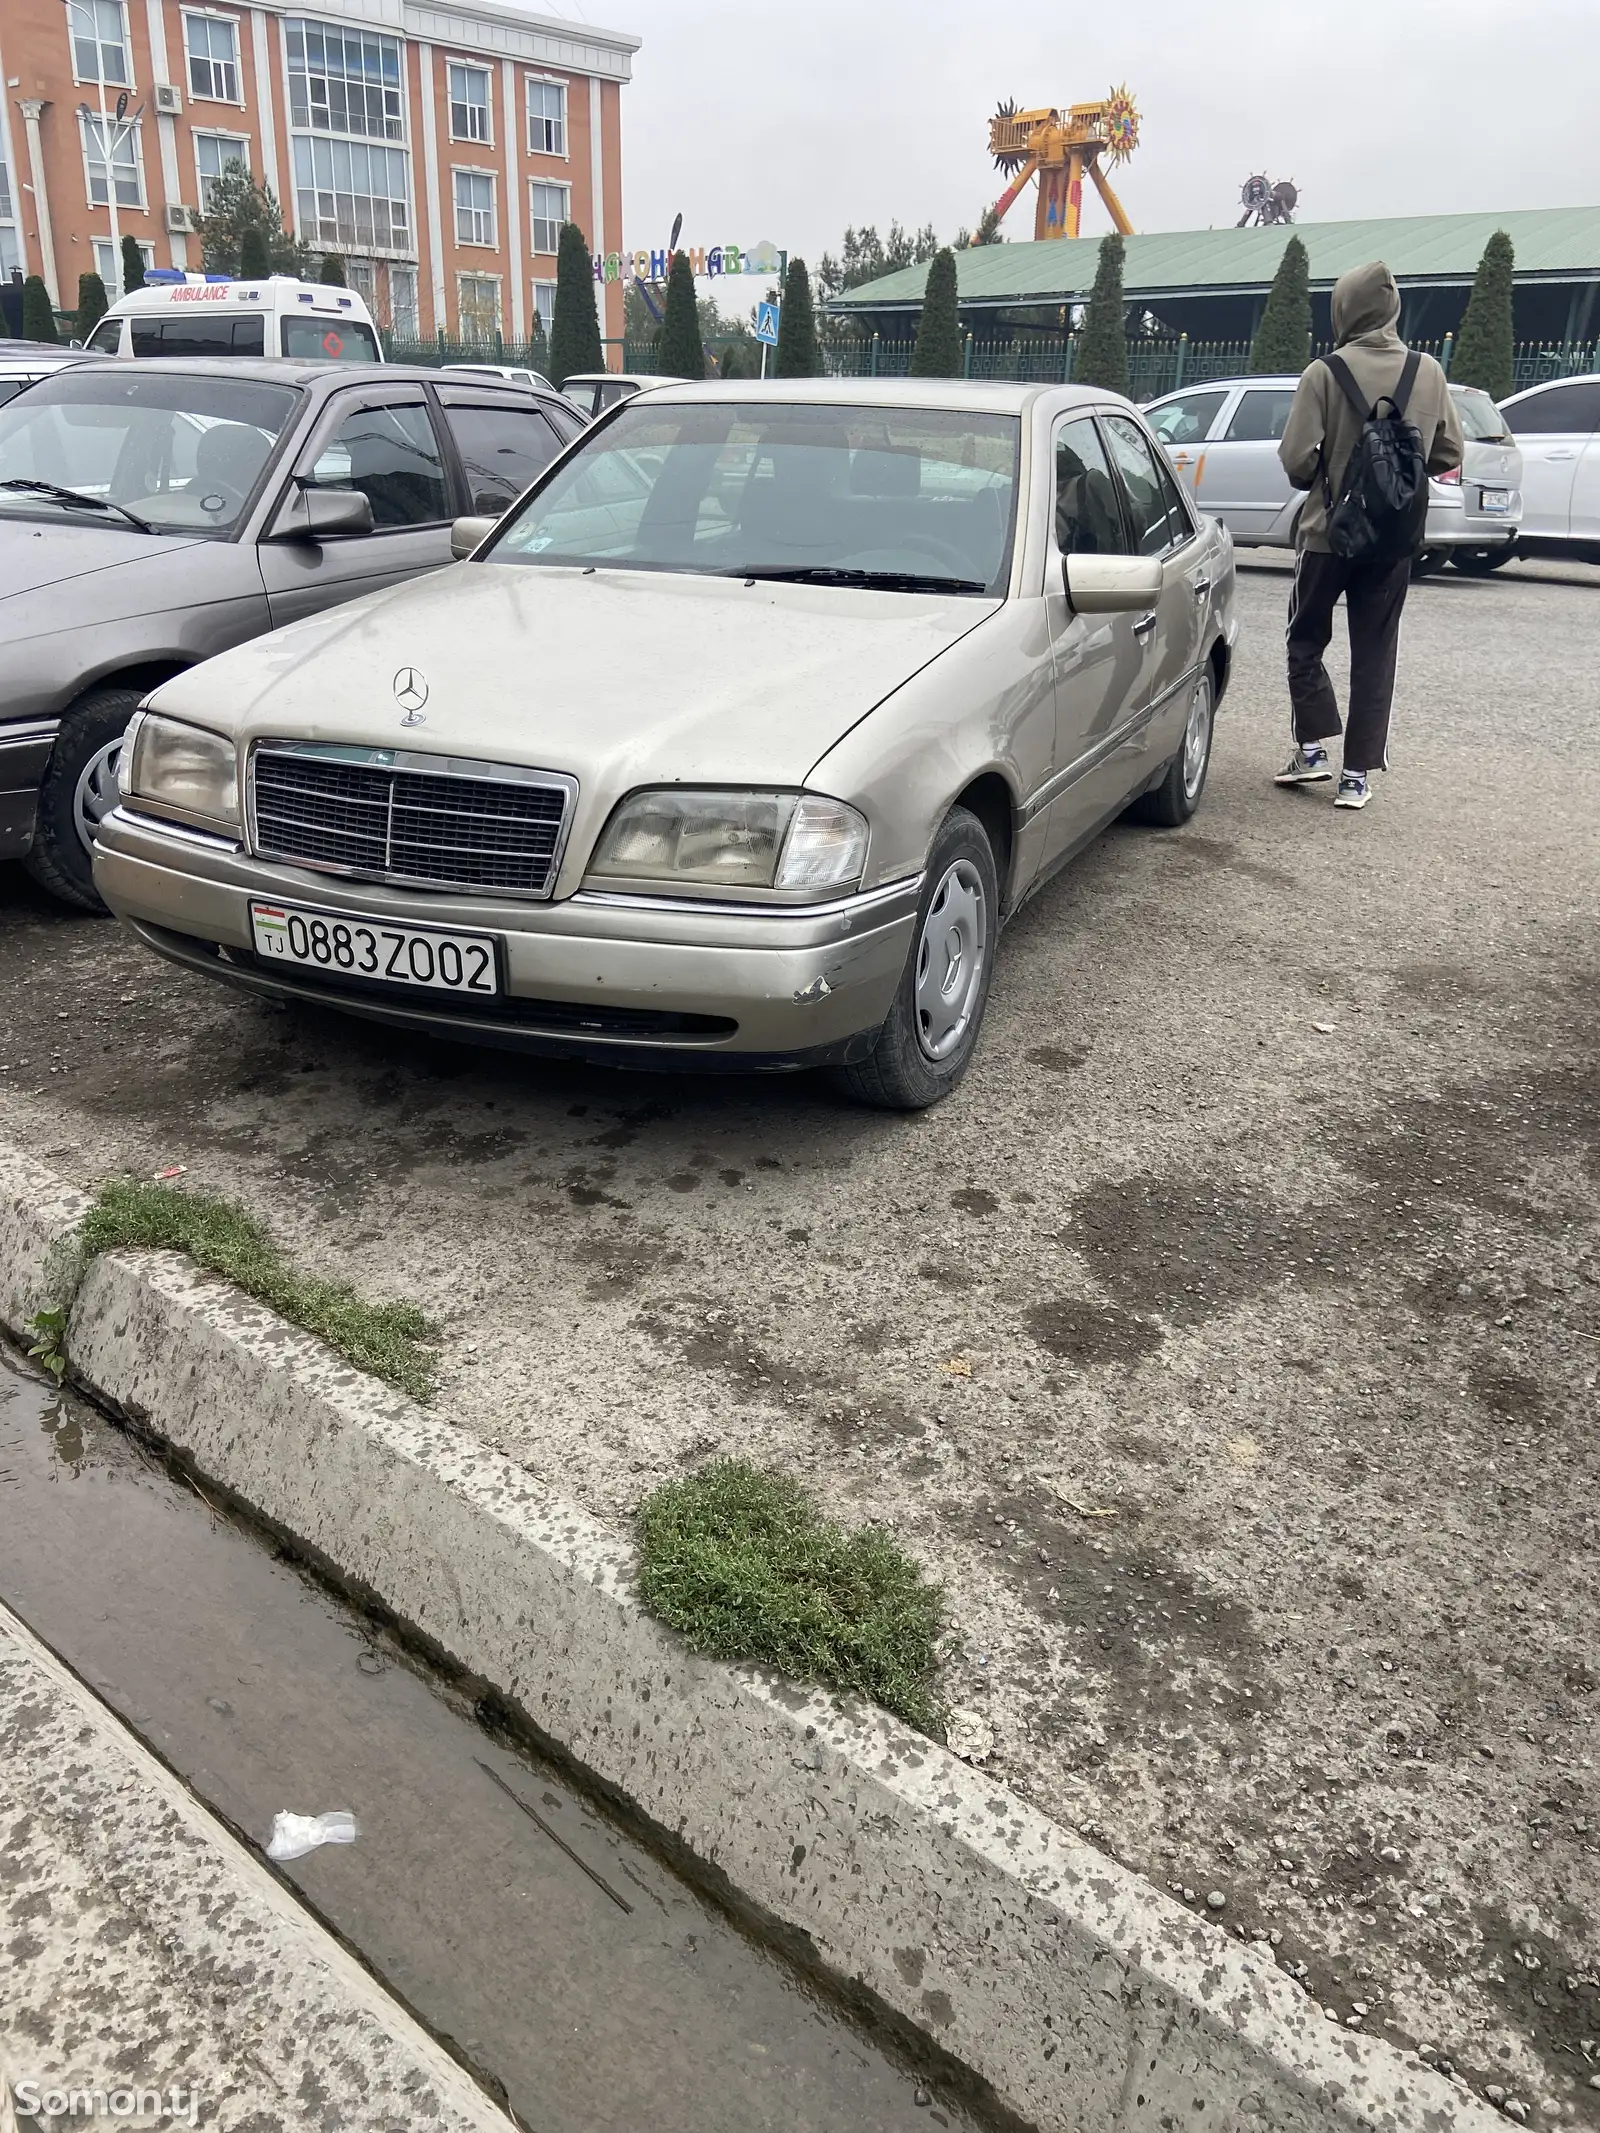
[{"xmin": 0, "ymin": 0, "xmax": 636, "ymax": 343}]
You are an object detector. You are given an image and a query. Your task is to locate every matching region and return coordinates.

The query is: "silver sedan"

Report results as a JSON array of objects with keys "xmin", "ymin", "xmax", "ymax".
[{"xmin": 94, "ymin": 379, "xmax": 1237, "ymax": 1110}]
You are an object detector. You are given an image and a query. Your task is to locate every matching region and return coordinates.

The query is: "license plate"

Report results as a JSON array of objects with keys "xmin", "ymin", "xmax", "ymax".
[
  {"xmin": 250, "ymin": 901, "xmax": 500, "ymax": 996},
  {"xmin": 1479, "ymin": 488, "xmax": 1511, "ymax": 514}
]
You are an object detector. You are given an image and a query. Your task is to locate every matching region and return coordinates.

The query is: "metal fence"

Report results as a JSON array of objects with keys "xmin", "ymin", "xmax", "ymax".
[{"xmin": 383, "ymin": 327, "xmax": 1599, "ymax": 400}]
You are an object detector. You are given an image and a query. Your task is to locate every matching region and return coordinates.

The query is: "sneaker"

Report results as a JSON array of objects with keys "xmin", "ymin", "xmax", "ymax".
[
  {"xmin": 1334, "ymin": 772, "xmax": 1371, "ymax": 810},
  {"xmin": 1275, "ymin": 743, "xmax": 1333, "ymax": 786}
]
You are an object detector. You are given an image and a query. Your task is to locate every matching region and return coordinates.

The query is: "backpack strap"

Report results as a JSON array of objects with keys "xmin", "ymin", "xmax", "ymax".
[
  {"xmin": 1388, "ymin": 348, "xmax": 1422, "ymax": 418},
  {"xmin": 1321, "ymin": 352, "xmax": 1371, "ymax": 421}
]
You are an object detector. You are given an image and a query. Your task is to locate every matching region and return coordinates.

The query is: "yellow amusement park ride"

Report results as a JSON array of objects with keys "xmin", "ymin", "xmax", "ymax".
[{"xmin": 987, "ymin": 87, "xmax": 1140, "ymax": 241}]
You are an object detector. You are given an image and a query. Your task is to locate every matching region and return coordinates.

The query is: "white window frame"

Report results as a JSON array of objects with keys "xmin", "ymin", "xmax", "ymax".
[
  {"xmin": 529, "ymin": 278, "xmax": 556, "ymax": 335},
  {"xmin": 389, "ymin": 260, "xmax": 419, "ymax": 339},
  {"xmin": 80, "ymin": 111, "xmax": 146, "ymax": 211},
  {"xmin": 525, "ymin": 74, "xmax": 566, "ymax": 159},
  {"xmin": 285, "ymin": 17, "xmax": 405, "ymax": 144},
  {"xmin": 452, "ymin": 165, "xmax": 496, "ymax": 249},
  {"xmin": 528, "ymin": 178, "xmax": 568, "ymax": 259},
  {"xmin": 193, "ymin": 129, "xmax": 251, "ymax": 211},
  {"xmin": 291, "ymin": 132, "xmax": 412, "ymax": 256},
  {"xmin": 447, "ymin": 60, "xmax": 493, "ymax": 146},
  {"xmin": 69, "ymin": 0, "xmax": 133, "ymax": 90},
  {"xmin": 92, "ymin": 234, "xmax": 154, "ymax": 295},
  {"xmin": 456, "ymin": 270, "xmax": 502, "ymax": 342},
  {"xmin": 182, "ymin": 10, "xmax": 242, "ymax": 104}
]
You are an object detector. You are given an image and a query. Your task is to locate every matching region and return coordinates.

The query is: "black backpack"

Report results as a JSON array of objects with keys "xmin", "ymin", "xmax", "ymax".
[{"xmin": 1318, "ymin": 349, "xmax": 1429, "ymax": 561}]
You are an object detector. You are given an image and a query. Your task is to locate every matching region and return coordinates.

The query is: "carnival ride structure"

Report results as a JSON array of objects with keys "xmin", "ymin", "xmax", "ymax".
[
  {"xmin": 987, "ymin": 88, "xmax": 1140, "ymax": 241},
  {"xmin": 1236, "ymin": 174, "xmax": 1299, "ymax": 227}
]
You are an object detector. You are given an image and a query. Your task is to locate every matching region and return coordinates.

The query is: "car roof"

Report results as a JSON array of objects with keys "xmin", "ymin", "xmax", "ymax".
[
  {"xmin": 27, "ymin": 355, "xmax": 562, "ymax": 398},
  {"xmin": 1501, "ymin": 372, "xmax": 1600, "ymax": 399},
  {"xmin": 0, "ymin": 341, "xmax": 95, "ymax": 363},
  {"xmin": 614, "ymin": 377, "xmax": 1136, "ymax": 415},
  {"xmin": 564, "ymin": 372, "xmax": 656, "ymax": 386}
]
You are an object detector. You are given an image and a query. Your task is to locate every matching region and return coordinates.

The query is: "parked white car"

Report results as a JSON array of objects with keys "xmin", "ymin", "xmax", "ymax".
[
  {"xmin": 560, "ymin": 372, "xmax": 659, "ymax": 421},
  {"xmin": 1144, "ymin": 375, "xmax": 1522, "ymax": 576},
  {"xmin": 443, "ymin": 362, "xmax": 551, "ymax": 391},
  {"xmin": 0, "ymin": 341, "xmax": 98, "ymax": 407},
  {"xmin": 94, "ymin": 379, "xmax": 1238, "ymax": 1109},
  {"xmin": 84, "ymin": 275, "xmax": 383, "ymax": 365},
  {"xmin": 1496, "ymin": 373, "xmax": 1600, "ymax": 569}
]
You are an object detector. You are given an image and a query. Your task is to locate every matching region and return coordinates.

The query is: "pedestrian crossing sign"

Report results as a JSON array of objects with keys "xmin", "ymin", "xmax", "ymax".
[{"xmin": 755, "ymin": 301, "xmax": 780, "ymax": 346}]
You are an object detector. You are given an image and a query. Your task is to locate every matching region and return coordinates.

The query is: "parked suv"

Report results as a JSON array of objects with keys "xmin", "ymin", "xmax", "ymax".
[
  {"xmin": 1, "ymin": 358, "xmax": 584, "ymax": 907},
  {"xmin": 1496, "ymin": 374, "xmax": 1600, "ymax": 568},
  {"xmin": 1144, "ymin": 375, "xmax": 1521, "ymax": 575}
]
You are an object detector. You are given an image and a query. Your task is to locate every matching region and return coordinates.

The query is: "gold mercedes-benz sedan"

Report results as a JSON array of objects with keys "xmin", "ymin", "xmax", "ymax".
[{"xmin": 93, "ymin": 379, "xmax": 1237, "ymax": 1109}]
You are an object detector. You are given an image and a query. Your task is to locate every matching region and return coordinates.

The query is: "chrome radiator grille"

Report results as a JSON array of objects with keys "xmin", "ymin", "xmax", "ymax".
[{"xmin": 250, "ymin": 746, "xmax": 575, "ymax": 898}]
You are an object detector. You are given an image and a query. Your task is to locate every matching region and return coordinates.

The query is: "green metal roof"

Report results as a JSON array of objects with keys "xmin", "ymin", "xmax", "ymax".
[{"xmin": 827, "ymin": 208, "xmax": 1600, "ymax": 311}]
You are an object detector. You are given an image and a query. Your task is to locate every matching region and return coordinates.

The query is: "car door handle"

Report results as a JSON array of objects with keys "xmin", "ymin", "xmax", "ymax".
[
  {"xmin": 1544, "ymin": 447, "xmax": 1577, "ymax": 460},
  {"xmin": 1189, "ymin": 577, "xmax": 1211, "ymax": 602},
  {"xmin": 1132, "ymin": 611, "xmax": 1158, "ymax": 637}
]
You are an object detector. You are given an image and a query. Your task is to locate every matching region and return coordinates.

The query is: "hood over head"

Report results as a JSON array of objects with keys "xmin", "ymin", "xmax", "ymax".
[{"xmin": 1332, "ymin": 261, "xmax": 1402, "ymax": 345}]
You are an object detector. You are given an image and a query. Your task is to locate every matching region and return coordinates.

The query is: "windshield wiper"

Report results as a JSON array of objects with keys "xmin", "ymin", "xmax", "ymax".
[
  {"xmin": 0, "ymin": 478, "xmax": 153, "ymax": 533},
  {"xmin": 733, "ymin": 565, "xmax": 988, "ymax": 595}
]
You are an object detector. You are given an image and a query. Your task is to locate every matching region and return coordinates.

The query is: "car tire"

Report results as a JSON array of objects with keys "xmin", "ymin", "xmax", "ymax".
[
  {"xmin": 835, "ymin": 806, "xmax": 998, "ymax": 1113},
  {"xmin": 1450, "ymin": 544, "xmax": 1515, "ymax": 575},
  {"xmin": 1411, "ymin": 548, "xmax": 1446, "ymax": 579},
  {"xmin": 1126, "ymin": 665, "xmax": 1215, "ymax": 829},
  {"xmin": 22, "ymin": 685, "xmax": 143, "ymax": 912}
]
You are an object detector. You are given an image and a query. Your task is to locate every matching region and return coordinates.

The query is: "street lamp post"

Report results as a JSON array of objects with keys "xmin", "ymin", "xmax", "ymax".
[{"xmin": 67, "ymin": 0, "xmax": 141, "ymax": 294}]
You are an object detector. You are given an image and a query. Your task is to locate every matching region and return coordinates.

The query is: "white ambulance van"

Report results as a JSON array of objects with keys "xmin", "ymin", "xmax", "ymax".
[{"xmin": 85, "ymin": 273, "xmax": 384, "ymax": 363}]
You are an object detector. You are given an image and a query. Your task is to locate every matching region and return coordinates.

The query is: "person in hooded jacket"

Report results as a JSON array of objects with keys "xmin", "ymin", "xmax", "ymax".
[{"xmin": 1275, "ymin": 260, "xmax": 1463, "ymax": 809}]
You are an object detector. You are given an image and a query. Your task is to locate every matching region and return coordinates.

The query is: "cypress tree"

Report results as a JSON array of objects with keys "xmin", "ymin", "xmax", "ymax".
[
  {"xmin": 75, "ymin": 271, "xmax": 109, "ymax": 340},
  {"xmin": 1073, "ymin": 234, "xmax": 1129, "ymax": 395},
  {"xmin": 774, "ymin": 256, "xmax": 820, "ymax": 378},
  {"xmin": 657, "ymin": 251, "xmax": 705, "ymax": 379},
  {"xmin": 319, "ymin": 252, "xmax": 347, "ymax": 286},
  {"xmin": 120, "ymin": 233, "xmax": 146, "ymax": 293},
  {"xmin": 1450, "ymin": 230, "xmax": 1515, "ymax": 402},
  {"xmin": 548, "ymin": 221, "xmax": 602, "ymax": 388},
  {"xmin": 1249, "ymin": 234, "xmax": 1312, "ymax": 374},
  {"xmin": 238, "ymin": 223, "xmax": 271, "ymax": 279},
  {"xmin": 21, "ymin": 276, "xmax": 58, "ymax": 344},
  {"xmin": 910, "ymin": 248, "xmax": 961, "ymax": 378},
  {"xmin": 529, "ymin": 304, "xmax": 550, "ymax": 378}
]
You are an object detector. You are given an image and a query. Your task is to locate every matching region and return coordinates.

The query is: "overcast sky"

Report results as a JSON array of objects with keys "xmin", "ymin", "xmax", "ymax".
[{"xmin": 594, "ymin": 0, "xmax": 1599, "ymax": 278}]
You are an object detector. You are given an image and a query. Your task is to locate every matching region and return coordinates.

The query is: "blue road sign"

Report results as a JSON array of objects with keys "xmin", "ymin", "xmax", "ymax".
[{"xmin": 755, "ymin": 301, "xmax": 781, "ymax": 346}]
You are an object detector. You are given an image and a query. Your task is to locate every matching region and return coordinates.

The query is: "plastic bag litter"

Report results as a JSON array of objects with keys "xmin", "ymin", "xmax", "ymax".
[{"xmin": 265, "ymin": 1809, "xmax": 358, "ymax": 1861}]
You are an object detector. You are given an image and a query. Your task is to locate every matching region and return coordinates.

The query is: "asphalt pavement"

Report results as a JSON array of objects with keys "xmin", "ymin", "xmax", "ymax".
[{"xmin": 1, "ymin": 552, "xmax": 1596, "ymax": 2126}]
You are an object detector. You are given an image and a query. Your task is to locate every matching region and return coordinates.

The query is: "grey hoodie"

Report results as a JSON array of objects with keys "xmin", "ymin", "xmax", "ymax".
[{"xmin": 1278, "ymin": 260, "xmax": 1463, "ymax": 552}]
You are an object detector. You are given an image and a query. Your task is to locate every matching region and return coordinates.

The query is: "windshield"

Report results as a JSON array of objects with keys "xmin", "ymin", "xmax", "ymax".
[
  {"xmin": 0, "ymin": 370, "xmax": 299, "ymax": 535},
  {"xmin": 1453, "ymin": 387, "xmax": 1512, "ymax": 443},
  {"xmin": 280, "ymin": 317, "xmax": 381, "ymax": 364},
  {"xmin": 491, "ymin": 401, "xmax": 1020, "ymax": 594}
]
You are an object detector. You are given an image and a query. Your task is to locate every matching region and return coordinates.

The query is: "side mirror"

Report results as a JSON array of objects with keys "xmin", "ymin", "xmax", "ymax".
[
  {"xmin": 1063, "ymin": 553, "xmax": 1164, "ymax": 613},
  {"xmin": 274, "ymin": 485, "xmax": 375, "ymax": 542},
  {"xmin": 450, "ymin": 514, "xmax": 497, "ymax": 561}
]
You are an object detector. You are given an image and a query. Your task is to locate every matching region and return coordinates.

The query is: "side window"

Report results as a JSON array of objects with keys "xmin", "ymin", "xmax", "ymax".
[
  {"xmin": 1101, "ymin": 412, "xmax": 1191, "ymax": 557},
  {"xmin": 1053, "ymin": 414, "xmax": 1129, "ymax": 556},
  {"xmin": 88, "ymin": 318, "xmax": 124, "ymax": 355},
  {"xmin": 1504, "ymin": 382, "xmax": 1600, "ymax": 436},
  {"xmin": 543, "ymin": 400, "xmax": 585, "ymax": 446},
  {"xmin": 0, "ymin": 379, "xmax": 28, "ymax": 406},
  {"xmin": 129, "ymin": 315, "xmax": 263, "ymax": 357},
  {"xmin": 1147, "ymin": 389, "xmax": 1227, "ymax": 448},
  {"xmin": 306, "ymin": 400, "xmax": 450, "ymax": 528},
  {"xmin": 1223, "ymin": 388, "xmax": 1298, "ymax": 443},
  {"xmin": 441, "ymin": 402, "xmax": 563, "ymax": 512}
]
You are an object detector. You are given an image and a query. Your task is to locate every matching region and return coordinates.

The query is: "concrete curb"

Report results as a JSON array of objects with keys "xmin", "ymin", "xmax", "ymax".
[
  {"xmin": 0, "ymin": 1140, "xmax": 1493, "ymax": 2133},
  {"xmin": 0, "ymin": 1597, "xmax": 515, "ymax": 2131}
]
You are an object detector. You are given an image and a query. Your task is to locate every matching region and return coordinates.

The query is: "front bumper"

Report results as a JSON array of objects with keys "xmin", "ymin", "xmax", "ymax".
[
  {"xmin": 0, "ymin": 720, "xmax": 58, "ymax": 861},
  {"xmin": 93, "ymin": 807, "xmax": 918, "ymax": 1071}
]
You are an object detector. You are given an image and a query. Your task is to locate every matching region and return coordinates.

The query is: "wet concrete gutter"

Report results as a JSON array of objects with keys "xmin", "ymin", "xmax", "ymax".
[{"xmin": 0, "ymin": 1138, "xmax": 1495, "ymax": 2133}]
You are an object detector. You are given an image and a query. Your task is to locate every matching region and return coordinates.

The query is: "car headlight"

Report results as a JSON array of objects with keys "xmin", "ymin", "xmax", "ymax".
[
  {"xmin": 589, "ymin": 789, "xmax": 869, "ymax": 893},
  {"xmin": 118, "ymin": 711, "xmax": 240, "ymax": 827}
]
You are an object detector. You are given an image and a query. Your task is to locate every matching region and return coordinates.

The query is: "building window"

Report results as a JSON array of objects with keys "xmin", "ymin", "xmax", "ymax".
[
  {"xmin": 457, "ymin": 272, "xmax": 501, "ymax": 343},
  {"xmin": 69, "ymin": 0, "xmax": 131, "ymax": 87},
  {"xmin": 184, "ymin": 12, "xmax": 240, "ymax": 102},
  {"xmin": 453, "ymin": 169, "xmax": 495, "ymax": 247},
  {"xmin": 526, "ymin": 77, "xmax": 565, "ymax": 157},
  {"xmin": 390, "ymin": 262, "xmax": 419, "ymax": 338},
  {"xmin": 93, "ymin": 235, "xmax": 154, "ymax": 294},
  {"xmin": 194, "ymin": 131, "xmax": 250, "ymax": 210},
  {"xmin": 529, "ymin": 180, "xmax": 567, "ymax": 258},
  {"xmin": 292, "ymin": 135, "xmax": 410, "ymax": 252},
  {"xmin": 530, "ymin": 278, "xmax": 556, "ymax": 335},
  {"xmin": 448, "ymin": 63, "xmax": 491, "ymax": 144},
  {"xmin": 0, "ymin": 146, "xmax": 13, "ymax": 221},
  {"xmin": 81, "ymin": 114, "xmax": 144, "ymax": 209},
  {"xmin": 286, "ymin": 20, "xmax": 404, "ymax": 142}
]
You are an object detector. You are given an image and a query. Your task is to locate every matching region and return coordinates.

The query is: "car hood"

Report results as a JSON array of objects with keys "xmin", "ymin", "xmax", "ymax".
[
  {"xmin": 0, "ymin": 516, "xmax": 209, "ymax": 608},
  {"xmin": 152, "ymin": 562, "xmax": 999, "ymax": 789}
]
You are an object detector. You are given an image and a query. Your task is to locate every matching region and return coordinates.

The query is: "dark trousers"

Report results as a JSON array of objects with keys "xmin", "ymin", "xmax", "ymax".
[{"xmin": 1286, "ymin": 549, "xmax": 1412, "ymax": 774}]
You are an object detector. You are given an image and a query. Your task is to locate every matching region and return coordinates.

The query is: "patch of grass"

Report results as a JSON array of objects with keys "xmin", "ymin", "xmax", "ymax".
[
  {"xmin": 635, "ymin": 1460, "xmax": 946, "ymax": 1734},
  {"xmin": 81, "ymin": 1179, "xmax": 439, "ymax": 1400}
]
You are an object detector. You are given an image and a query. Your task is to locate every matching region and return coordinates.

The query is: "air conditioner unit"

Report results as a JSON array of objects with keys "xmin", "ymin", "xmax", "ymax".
[
  {"xmin": 153, "ymin": 81, "xmax": 182, "ymax": 114},
  {"xmin": 164, "ymin": 201, "xmax": 193, "ymax": 233}
]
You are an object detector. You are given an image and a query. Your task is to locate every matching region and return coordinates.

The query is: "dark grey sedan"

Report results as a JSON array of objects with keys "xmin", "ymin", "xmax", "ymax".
[{"xmin": 0, "ymin": 357, "xmax": 585, "ymax": 906}]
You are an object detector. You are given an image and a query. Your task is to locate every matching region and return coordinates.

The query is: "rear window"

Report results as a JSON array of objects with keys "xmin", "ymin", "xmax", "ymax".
[
  {"xmin": 1452, "ymin": 388, "xmax": 1511, "ymax": 443},
  {"xmin": 131, "ymin": 314, "xmax": 266, "ymax": 358},
  {"xmin": 280, "ymin": 317, "xmax": 380, "ymax": 364}
]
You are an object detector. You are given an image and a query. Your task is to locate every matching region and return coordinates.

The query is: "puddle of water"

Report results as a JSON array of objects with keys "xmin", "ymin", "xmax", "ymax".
[{"xmin": 0, "ymin": 1347, "xmax": 983, "ymax": 2133}]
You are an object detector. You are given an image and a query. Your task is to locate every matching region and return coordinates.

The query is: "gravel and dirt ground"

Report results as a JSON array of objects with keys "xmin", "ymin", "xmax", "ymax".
[{"xmin": 2, "ymin": 553, "xmax": 1597, "ymax": 2126}]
